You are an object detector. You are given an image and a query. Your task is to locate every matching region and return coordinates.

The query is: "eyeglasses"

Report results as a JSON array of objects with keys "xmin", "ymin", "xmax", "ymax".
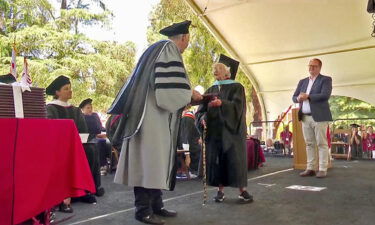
[{"xmin": 308, "ymin": 65, "xmax": 320, "ymax": 68}]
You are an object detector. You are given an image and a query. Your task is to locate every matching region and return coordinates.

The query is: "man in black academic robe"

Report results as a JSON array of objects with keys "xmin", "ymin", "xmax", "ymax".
[
  {"xmin": 196, "ymin": 55, "xmax": 253, "ymax": 203},
  {"xmin": 178, "ymin": 110, "xmax": 201, "ymax": 174}
]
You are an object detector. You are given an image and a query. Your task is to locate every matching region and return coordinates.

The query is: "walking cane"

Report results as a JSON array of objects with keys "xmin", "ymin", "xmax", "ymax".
[{"xmin": 201, "ymin": 125, "xmax": 208, "ymax": 205}]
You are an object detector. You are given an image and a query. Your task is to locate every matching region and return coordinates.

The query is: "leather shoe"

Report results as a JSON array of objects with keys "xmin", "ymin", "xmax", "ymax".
[
  {"xmin": 136, "ymin": 214, "xmax": 165, "ymax": 225},
  {"xmin": 80, "ymin": 194, "xmax": 97, "ymax": 204},
  {"xmin": 154, "ymin": 208, "xmax": 177, "ymax": 217},
  {"xmin": 59, "ymin": 203, "xmax": 73, "ymax": 213},
  {"xmin": 316, "ymin": 171, "xmax": 327, "ymax": 178},
  {"xmin": 95, "ymin": 187, "xmax": 105, "ymax": 197},
  {"xmin": 299, "ymin": 170, "xmax": 316, "ymax": 177}
]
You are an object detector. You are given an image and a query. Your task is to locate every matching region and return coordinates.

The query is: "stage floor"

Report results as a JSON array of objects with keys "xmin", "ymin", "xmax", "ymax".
[{"xmin": 58, "ymin": 157, "xmax": 375, "ymax": 225}]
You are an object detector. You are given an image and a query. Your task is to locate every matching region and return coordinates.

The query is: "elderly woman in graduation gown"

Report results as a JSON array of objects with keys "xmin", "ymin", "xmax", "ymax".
[
  {"xmin": 45, "ymin": 76, "xmax": 104, "ymax": 212},
  {"xmin": 196, "ymin": 55, "xmax": 253, "ymax": 204}
]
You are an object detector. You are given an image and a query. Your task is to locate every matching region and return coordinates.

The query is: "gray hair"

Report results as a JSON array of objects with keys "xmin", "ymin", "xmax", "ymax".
[
  {"xmin": 213, "ymin": 63, "xmax": 231, "ymax": 77},
  {"xmin": 169, "ymin": 34, "xmax": 184, "ymax": 41}
]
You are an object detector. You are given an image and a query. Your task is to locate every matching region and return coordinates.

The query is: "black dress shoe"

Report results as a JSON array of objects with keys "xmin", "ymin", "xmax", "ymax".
[
  {"xmin": 59, "ymin": 203, "xmax": 73, "ymax": 213},
  {"xmin": 136, "ymin": 214, "xmax": 165, "ymax": 225},
  {"xmin": 95, "ymin": 187, "xmax": 105, "ymax": 197},
  {"xmin": 80, "ymin": 194, "xmax": 97, "ymax": 204},
  {"xmin": 154, "ymin": 208, "xmax": 177, "ymax": 217}
]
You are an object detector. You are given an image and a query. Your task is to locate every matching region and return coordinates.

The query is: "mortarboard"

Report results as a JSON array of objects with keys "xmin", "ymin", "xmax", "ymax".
[
  {"xmin": 159, "ymin": 20, "xmax": 191, "ymax": 37},
  {"xmin": 350, "ymin": 123, "xmax": 360, "ymax": 128},
  {"xmin": 0, "ymin": 73, "xmax": 16, "ymax": 84},
  {"xmin": 219, "ymin": 54, "xmax": 240, "ymax": 80},
  {"xmin": 46, "ymin": 75, "xmax": 70, "ymax": 96},
  {"xmin": 79, "ymin": 98, "xmax": 93, "ymax": 109}
]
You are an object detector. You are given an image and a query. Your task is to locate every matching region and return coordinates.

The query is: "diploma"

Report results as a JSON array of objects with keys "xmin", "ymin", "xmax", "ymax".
[{"xmin": 191, "ymin": 93, "xmax": 218, "ymax": 106}]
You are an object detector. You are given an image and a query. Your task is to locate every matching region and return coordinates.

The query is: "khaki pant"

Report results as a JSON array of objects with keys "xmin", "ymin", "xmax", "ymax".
[{"xmin": 301, "ymin": 115, "xmax": 329, "ymax": 172}]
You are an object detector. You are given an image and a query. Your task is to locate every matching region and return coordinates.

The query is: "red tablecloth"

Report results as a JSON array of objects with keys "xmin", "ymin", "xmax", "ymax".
[
  {"xmin": 0, "ymin": 119, "xmax": 95, "ymax": 225},
  {"xmin": 247, "ymin": 138, "xmax": 266, "ymax": 170}
]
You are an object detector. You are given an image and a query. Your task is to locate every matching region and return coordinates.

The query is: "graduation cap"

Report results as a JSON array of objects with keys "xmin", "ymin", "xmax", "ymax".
[
  {"xmin": 350, "ymin": 123, "xmax": 360, "ymax": 128},
  {"xmin": 219, "ymin": 54, "xmax": 240, "ymax": 80},
  {"xmin": 79, "ymin": 98, "xmax": 93, "ymax": 109},
  {"xmin": 0, "ymin": 73, "xmax": 16, "ymax": 84},
  {"xmin": 46, "ymin": 75, "xmax": 70, "ymax": 96},
  {"xmin": 159, "ymin": 20, "xmax": 191, "ymax": 37}
]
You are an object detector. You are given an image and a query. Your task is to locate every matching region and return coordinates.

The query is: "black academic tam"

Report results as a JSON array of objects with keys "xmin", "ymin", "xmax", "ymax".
[
  {"xmin": 79, "ymin": 98, "xmax": 93, "ymax": 109},
  {"xmin": 46, "ymin": 75, "xmax": 70, "ymax": 96},
  {"xmin": 159, "ymin": 20, "xmax": 191, "ymax": 37},
  {"xmin": 0, "ymin": 73, "xmax": 16, "ymax": 84}
]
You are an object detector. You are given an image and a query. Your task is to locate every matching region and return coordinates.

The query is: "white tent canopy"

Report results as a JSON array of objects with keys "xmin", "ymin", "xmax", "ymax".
[{"xmin": 184, "ymin": 0, "xmax": 375, "ymax": 120}]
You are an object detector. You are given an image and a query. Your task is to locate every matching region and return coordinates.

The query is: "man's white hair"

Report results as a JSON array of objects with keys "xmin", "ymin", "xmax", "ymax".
[{"xmin": 169, "ymin": 34, "xmax": 184, "ymax": 41}]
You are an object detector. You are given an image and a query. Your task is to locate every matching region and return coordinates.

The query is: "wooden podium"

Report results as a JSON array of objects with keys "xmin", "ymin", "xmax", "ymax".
[{"xmin": 292, "ymin": 108, "xmax": 332, "ymax": 170}]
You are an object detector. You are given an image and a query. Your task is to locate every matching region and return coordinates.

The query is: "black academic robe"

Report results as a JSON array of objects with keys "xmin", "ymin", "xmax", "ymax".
[
  {"xmin": 196, "ymin": 82, "xmax": 248, "ymax": 188},
  {"xmin": 46, "ymin": 104, "xmax": 101, "ymax": 189},
  {"xmin": 178, "ymin": 115, "xmax": 201, "ymax": 172},
  {"xmin": 105, "ymin": 114, "xmax": 123, "ymax": 150}
]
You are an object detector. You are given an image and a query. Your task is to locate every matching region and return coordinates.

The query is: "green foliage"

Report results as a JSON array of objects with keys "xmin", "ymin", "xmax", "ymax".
[
  {"xmin": 147, "ymin": 0, "xmax": 253, "ymax": 121},
  {"xmin": 329, "ymin": 95, "xmax": 375, "ymax": 128},
  {"xmin": 0, "ymin": 0, "xmax": 135, "ymax": 112}
]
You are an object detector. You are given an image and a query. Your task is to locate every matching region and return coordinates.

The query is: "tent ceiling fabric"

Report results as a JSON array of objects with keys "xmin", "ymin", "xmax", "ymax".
[{"xmin": 185, "ymin": 0, "xmax": 375, "ymax": 120}]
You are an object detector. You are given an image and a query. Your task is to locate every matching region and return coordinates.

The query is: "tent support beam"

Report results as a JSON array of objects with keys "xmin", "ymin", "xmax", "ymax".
[
  {"xmin": 247, "ymin": 45, "xmax": 375, "ymax": 65},
  {"xmin": 260, "ymin": 83, "xmax": 375, "ymax": 94}
]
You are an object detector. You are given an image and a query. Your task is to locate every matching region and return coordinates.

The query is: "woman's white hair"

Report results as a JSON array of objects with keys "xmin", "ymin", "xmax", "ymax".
[{"xmin": 213, "ymin": 63, "xmax": 231, "ymax": 77}]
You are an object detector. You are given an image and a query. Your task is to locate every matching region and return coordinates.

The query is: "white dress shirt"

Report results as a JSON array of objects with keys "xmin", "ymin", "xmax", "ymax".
[{"xmin": 301, "ymin": 76, "xmax": 316, "ymax": 114}]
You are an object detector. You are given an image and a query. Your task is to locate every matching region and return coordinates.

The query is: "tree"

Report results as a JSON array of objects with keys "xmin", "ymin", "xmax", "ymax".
[
  {"xmin": 0, "ymin": 0, "xmax": 136, "ymax": 112},
  {"xmin": 58, "ymin": 0, "xmax": 111, "ymax": 35},
  {"xmin": 147, "ymin": 0, "xmax": 254, "ymax": 123},
  {"xmin": 329, "ymin": 95, "xmax": 375, "ymax": 128}
]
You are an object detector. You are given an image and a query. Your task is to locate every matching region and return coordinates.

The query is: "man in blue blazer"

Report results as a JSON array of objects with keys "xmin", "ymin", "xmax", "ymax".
[{"xmin": 292, "ymin": 58, "xmax": 332, "ymax": 178}]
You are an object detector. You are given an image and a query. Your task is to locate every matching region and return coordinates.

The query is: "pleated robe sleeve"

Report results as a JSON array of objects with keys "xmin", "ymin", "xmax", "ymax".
[{"xmin": 154, "ymin": 42, "xmax": 192, "ymax": 112}]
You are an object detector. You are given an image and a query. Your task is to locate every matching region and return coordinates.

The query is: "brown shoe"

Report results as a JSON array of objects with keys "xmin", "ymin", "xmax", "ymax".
[
  {"xmin": 136, "ymin": 215, "xmax": 165, "ymax": 225},
  {"xmin": 299, "ymin": 170, "xmax": 316, "ymax": 177},
  {"xmin": 316, "ymin": 171, "xmax": 327, "ymax": 178}
]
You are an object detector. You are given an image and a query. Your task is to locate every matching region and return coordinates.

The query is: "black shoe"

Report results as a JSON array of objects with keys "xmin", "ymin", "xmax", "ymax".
[
  {"xmin": 58, "ymin": 203, "xmax": 73, "ymax": 213},
  {"xmin": 154, "ymin": 208, "xmax": 177, "ymax": 217},
  {"xmin": 95, "ymin": 187, "xmax": 105, "ymax": 197},
  {"xmin": 80, "ymin": 194, "xmax": 97, "ymax": 204},
  {"xmin": 238, "ymin": 191, "xmax": 254, "ymax": 203},
  {"xmin": 214, "ymin": 191, "xmax": 225, "ymax": 203},
  {"xmin": 136, "ymin": 214, "xmax": 165, "ymax": 225}
]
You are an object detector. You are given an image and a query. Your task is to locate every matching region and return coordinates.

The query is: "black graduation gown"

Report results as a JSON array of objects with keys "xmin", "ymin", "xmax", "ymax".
[
  {"xmin": 196, "ymin": 82, "xmax": 247, "ymax": 188},
  {"xmin": 46, "ymin": 104, "xmax": 101, "ymax": 189},
  {"xmin": 178, "ymin": 115, "xmax": 201, "ymax": 172},
  {"xmin": 105, "ymin": 114, "xmax": 123, "ymax": 150}
]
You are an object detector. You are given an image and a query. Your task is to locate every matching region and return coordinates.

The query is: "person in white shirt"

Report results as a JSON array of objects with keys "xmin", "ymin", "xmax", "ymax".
[{"xmin": 292, "ymin": 58, "xmax": 333, "ymax": 178}]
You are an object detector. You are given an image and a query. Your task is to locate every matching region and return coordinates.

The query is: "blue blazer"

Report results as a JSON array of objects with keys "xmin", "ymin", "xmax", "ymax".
[{"xmin": 292, "ymin": 74, "xmax": 333, "ymax": 122}]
